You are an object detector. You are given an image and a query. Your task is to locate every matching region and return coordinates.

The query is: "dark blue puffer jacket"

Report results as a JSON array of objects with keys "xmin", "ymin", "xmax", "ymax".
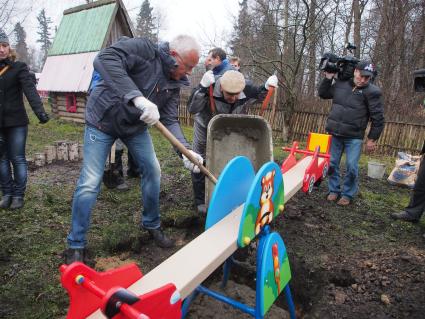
[{"xmin": 318, "ymin": 77, "xmax": 385, "ymax": 140}]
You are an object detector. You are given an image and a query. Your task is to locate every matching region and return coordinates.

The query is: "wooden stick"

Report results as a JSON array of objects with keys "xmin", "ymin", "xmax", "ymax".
[{"xmin": 154, "ymin": 122, "xmax": 218, "ymax": 184}]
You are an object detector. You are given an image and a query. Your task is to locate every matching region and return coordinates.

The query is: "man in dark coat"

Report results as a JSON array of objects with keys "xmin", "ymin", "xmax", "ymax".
[
  {"xmin": 391, "ymin": 70, "xmax": 425, "ymax": 228},
  {"xmin": 65, "ymin": 35, "xmax": 202, "ymax": 264},
  {"xmin": 318, "ymin": 60, "xmax": 385, "ymax": 206}
]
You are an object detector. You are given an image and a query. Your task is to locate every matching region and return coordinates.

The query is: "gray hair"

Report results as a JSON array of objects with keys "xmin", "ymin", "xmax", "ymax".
[{"xmin": 169, "ymin": 35, "xmax": 201, "ymax": 57}]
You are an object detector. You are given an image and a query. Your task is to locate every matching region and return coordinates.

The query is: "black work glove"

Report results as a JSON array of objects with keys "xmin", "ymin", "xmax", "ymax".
[{"xmin": 37, "ymin": 112, "xmax": 50, "ymax": 124}]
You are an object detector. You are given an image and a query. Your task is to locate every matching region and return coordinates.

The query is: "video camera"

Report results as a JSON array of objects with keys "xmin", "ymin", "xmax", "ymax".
[
  {"xmin": 414, "ymin": 69, "xmax": 425, "ymax": 92},
  {"xmin": 319, "ymin": 43, "xmax": 360, "ymax": 81}
]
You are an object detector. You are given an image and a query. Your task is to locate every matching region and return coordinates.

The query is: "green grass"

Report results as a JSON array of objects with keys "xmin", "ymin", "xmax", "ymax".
[
  {"xmin": 1, "ymin": 110, "xmax": 422, "ymax": 318},
  {"xmin": 26, "ymin": 106, "xmax": 84, "ymax": 157}
]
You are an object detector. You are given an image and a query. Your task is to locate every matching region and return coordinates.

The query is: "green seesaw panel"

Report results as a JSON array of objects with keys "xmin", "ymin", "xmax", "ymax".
[
  {"xmin": 237, "ymin": 161, "xmax": 284, "ymax": 248},
  {"xmin": 258, "ymin": 232, "xmax": 291, "ymax": 316}
]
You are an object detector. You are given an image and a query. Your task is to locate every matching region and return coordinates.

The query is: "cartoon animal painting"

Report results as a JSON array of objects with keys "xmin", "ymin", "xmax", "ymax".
[{"xmin": 255, "ymin": 170, "xmax": 275, "ymax": 235}]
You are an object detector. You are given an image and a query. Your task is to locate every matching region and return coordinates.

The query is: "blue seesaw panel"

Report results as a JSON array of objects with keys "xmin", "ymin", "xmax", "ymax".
[
  {"xmin": 237, "ymin": 161, "xmax": 284, "ymax": 248},
  {"xmin": 205, "ymin": 156, "xmax": 255, "ymax": 230},
  {"xmin": 257, "ymin": 232, "xmax": 291, "ymax": 316}
]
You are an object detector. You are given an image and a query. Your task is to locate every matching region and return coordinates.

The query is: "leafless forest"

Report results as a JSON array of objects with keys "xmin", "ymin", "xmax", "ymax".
[{"xmin": 230, "ymin": 0, "xmax": 425, "ymax": 123}]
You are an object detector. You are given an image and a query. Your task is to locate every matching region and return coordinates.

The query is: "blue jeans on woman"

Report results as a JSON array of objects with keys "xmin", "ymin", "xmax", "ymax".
[
  {"xmin": 0, "ymin": 126, "xmax": 28, "ymax": 197},
  {"xmin": 328, "ymin": 136, "xmax": 363, "ymax": 200},
  {"xmin": 67, "ymin": 125, "xmax": 161, "ymax": 249}
]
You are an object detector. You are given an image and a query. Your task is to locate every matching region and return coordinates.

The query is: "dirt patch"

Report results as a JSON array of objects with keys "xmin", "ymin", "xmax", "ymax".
[{"xmin": 1, "ymin": 161, "xmax": 424, "ymax": 318}]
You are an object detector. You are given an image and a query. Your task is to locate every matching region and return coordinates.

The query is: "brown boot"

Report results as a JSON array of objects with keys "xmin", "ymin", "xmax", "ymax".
[
  {"xmin": 326, "ymin": 193, "xmax": 338, "ymax": 201},
  {"xmin": 337, "ymin": 197, "xmax": 351, "ymax": 206}
]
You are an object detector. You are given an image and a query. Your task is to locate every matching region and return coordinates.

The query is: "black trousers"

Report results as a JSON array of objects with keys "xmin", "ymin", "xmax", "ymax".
[
  {"xmin": 115, "ymin": 149, "xmax": 139, "ymax": 176},
  {"xmin": 191, "ymin": 171, "xmax": 205, "ymax": 206},
  {"xmin": 405, "ymin": 155, "xmax": 425, "ymax": 219}
]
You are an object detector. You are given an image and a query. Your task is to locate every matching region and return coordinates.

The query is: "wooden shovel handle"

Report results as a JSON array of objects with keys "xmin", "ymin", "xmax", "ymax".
[{"xmin": 154, "ymin": 122, "xmax": 217, "ymax": 184}]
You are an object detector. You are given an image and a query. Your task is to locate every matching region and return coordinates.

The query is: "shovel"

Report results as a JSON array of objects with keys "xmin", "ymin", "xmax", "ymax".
[
  {"xmin": 103, "ymin": 142, "xmax": 122, "ymax": 189},
  {"xmin": 154, "ymin": 122, "xmax": 217, "ymax": 184}
]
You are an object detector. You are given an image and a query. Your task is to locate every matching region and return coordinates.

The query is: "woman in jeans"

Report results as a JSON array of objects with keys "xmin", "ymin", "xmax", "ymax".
[{"xmin": 0, "ymin": 29, "xmax": 49, "ymax": 209}]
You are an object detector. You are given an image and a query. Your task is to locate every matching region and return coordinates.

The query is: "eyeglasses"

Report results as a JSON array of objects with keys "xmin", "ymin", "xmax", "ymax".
[{"xmin": 174, "ymin": 52, "xmax": 195, "ymax": 73}]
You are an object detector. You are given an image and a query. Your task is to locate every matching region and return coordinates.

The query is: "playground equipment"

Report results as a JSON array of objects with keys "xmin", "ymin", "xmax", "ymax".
[
  {"xmin": 60, "ymin": 131, "xmax": 332, "ymax": 319},
  {"xmin": 281, "ymin": 133, "xmax": 332, "ymax": 194}
]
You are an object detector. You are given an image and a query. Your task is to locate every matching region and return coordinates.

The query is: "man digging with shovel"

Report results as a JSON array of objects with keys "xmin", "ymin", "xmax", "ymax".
[{"xmin": 64, "ymin": 35, "xmax": 203, "ymax": 264}]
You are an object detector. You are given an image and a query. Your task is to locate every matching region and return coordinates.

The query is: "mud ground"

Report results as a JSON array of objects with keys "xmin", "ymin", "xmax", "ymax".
[{"xmin": 1, "ymin": 158, "xmax": 424, "ymax": 318}]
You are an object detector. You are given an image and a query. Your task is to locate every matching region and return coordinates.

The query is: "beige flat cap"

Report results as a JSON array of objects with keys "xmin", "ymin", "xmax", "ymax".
[{"xmin": 220, "ymin": 70, "xmax": 246, "ymax": 93}]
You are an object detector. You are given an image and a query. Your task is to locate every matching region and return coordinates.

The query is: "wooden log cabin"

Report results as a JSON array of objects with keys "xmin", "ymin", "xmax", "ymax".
[{"xmin": 37, "ymin": 0, "xmax": 134, "ymax": 123}]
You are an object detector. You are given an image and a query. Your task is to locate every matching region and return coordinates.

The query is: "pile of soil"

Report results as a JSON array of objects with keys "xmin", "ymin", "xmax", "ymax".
[{"xmin": 18, "ymin": 162, "xmax": 425, "ymax": 318}]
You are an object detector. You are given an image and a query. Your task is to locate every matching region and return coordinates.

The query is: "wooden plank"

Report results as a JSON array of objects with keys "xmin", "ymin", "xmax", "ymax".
[
  {"xmin": 58, "ymin": 111, "xmax": 85, "ymax": 119},
  {"xmin": 59, "ymin": 116, "xmax": 85, "ymax": 124},
  {"xmin": 87, "ymin": 155, "xmax": 322, "ymax": 318},
  {"xmin": 57, "ymin": 106, "xmax": 85, "ymax": 114},
  {"xmin": 88, "ymin": 205, "xmax": 244, "ymax": 319}
]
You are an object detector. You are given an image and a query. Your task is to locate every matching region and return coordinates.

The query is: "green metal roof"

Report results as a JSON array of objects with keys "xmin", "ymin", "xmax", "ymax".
[{"xmin": 48, "ymin": 3, "xmax": 116, "ymax": 56}]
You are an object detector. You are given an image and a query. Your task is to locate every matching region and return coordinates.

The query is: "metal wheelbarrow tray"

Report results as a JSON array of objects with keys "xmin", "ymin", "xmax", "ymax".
[{"xmin": 205, "ymin": 114, "xmax": 273, "ymax": 204}]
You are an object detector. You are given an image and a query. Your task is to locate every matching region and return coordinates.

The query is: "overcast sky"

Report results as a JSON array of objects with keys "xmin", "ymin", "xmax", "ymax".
[{"xmin": 13, "ymin": 0, "xmax": 241, "ymax": 55}]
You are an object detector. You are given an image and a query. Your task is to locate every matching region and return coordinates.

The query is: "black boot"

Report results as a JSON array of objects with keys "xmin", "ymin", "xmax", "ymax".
[
  {"xmin": 0, "ymin": 195, "xmax": 12, "ymax": 209},
  {"xmin": 64, "ymin": 248, "xmax": 87, "ymax": 265},
  {"xmin": 115, "ymin": 171, "xmax": 129, "ymax": 191},
  {"xmin": 9, "ymin": 197, "xmax": 24, "ymax": 210},
  {"xmin": 127, "ymin": 151, "xmax": 140, "ymax": 178},
  {"xmin": 390, "ymin": 211, "xmax": 420, "ymax": 223},
  {"xmin": 146, "ymin": 228, "xmax": 174, "ymax": 248}
]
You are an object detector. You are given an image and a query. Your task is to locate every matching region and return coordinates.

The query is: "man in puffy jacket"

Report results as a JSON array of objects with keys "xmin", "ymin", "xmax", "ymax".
[
  {"xmin": 318, "ymin": 60, "xmax": 384, "ymax": 206},
  {"xmin": 188, "ymin": 70, "xmax": 278, "ymax": 214},
  {"xmin": 65, "ymin": 35, "xmax": 202, "ymax": 264}
]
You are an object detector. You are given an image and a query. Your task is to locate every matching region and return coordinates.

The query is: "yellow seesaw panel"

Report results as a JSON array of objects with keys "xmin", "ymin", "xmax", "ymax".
[{"xmin": 88, "ymin": 156, "xmax": 323, "ymax": 318}]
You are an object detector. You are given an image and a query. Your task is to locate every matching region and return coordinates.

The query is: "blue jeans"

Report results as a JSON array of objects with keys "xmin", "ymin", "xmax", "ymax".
[
  {"xmin": 328, "ymin": 136, "xmax": 363, "ymax": 200},
  {"xmin": 67, "ymin": 125, "xmax": 161, "ymax": 249},
  {"xmin": 0, "ymin": 126, "xmax": 28, "ymax": 197}
]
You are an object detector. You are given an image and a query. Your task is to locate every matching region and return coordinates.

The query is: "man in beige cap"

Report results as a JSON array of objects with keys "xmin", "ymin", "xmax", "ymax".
[{"xmin": 188, "ymin": 69, "xmax": 278, "ymax": 214}]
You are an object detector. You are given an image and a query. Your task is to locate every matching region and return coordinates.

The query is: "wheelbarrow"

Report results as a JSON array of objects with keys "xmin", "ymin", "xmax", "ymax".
[{"xmin": 205, "ymin": 114, "xmax": 273, "ymax": 205}]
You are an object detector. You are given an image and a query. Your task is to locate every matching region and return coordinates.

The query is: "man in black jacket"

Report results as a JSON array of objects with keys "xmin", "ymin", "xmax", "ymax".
[
  {"xmin": 391, "ymin": 69, "xmax": 425, "ymax": 227},
  {"xmin": 65, "ymin": 35, "xmax": 202, "ymax": 264},
  {"xmin": 318, "ymin": 60, "xmax": 384, "ymax": 206}
]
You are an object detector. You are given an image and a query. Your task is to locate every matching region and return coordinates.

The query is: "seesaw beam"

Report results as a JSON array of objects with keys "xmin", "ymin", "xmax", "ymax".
[{"xmin": 88, "ymin": 156, "xmax": 322, "ymax": 319}]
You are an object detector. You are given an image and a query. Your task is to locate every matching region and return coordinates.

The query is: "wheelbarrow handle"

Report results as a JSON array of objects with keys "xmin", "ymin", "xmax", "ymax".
[
  {"xmin": 260, "ymin": 86, "xmax": 275, "ymax": 117},
  {"xmin": 154, "ymin": 122, "xmax": 218, "ymax": 184}
]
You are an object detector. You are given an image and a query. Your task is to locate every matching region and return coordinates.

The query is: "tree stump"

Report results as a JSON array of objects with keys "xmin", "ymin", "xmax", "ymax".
[
  {"xmin": 78, "ymin": 144, "xmax": 84, "ymax": 160},
  {"xmin": 68, "ymin": 142, "xmax": 79, "ymax": 161},
  {"xmin": 44, "ymin": 145, "xmax": 57, "ymax": 164},
  {"xmin": 34, "ymin": 153, "xmax": 46, "ymax": 167},
  {"xmin": 56, "ymin": 141, "xmax": 69, "ymax": 161}
]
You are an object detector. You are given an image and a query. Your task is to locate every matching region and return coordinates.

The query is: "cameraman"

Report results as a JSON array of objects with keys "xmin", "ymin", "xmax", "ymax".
[{"xmin": 318, "ymin": 60, "xmax": 385, "ymax": 206}]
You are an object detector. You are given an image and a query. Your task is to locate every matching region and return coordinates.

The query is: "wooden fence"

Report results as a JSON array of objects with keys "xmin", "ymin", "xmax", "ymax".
[{"xmin": 178, "ymin": 97, "xmax": 425, "ymax": 156}]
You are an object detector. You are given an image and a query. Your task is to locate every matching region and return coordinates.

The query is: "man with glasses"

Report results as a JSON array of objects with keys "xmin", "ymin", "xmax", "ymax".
[
  {"xmin": 188, "ymin": 70, "xmax": 278, "ymax": 214},
  {"xmin": 65, "ymin": 35, "xmax": 202, "ymax": 264},
  {"xmin": 319, "ymin": 60, "xmax": 385, "ymax": 206}
]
